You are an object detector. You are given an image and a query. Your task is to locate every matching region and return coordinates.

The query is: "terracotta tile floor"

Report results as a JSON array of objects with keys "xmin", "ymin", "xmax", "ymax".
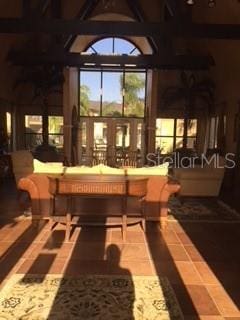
[{"xmin": 0, "ymin": 181, "xmax": 240, "ymax": 319}]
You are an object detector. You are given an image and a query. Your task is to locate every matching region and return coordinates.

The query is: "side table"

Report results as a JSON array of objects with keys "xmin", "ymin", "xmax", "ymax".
[{"xmin": 48, "ymin": 176, "xmax": 148, "ymax": 242}]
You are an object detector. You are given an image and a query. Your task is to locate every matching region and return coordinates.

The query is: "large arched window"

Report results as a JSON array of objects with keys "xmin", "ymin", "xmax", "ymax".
[
  {"xmin": 79, "ymin": 37, "xmax": 146, "ymax": 118},
  {"xmin": 86, "ymin": 37, "xmax": 141, "ymax": 56}
]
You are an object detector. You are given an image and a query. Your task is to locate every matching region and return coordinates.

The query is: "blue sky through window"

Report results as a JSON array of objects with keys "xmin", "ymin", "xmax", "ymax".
[
  {"xmin": 114, "ymin": 38, "xmax": 138, "ymax": 55},
  {"xmin": 90, "ymin": 38, "xmax": 113, "ymax": 55},
  {"xmin": 102, "ymin": 72, "xmax": 122, "ymax": 104},
  {"xmin": 80, "ymin": 38, "xmax": 145, "ymax": 116},
  {"xmin": 81, "ymin": 71, "xmax": 145, "ymax": 103},
  {"xmin": 86, "ymin": 37, "xmax": 140, "ymax": 56},
  {"xmin": 81, "ymin": 71, "xmax": 122, "ymax": 102}
]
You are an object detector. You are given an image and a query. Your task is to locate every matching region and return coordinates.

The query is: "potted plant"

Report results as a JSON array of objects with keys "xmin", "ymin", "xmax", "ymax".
[{"xmin": 162, "ymin": 71, "xmax": 215, "ymax": 148}]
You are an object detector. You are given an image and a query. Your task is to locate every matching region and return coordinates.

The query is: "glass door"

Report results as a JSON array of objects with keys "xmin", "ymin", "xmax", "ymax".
[
  {"xmin": 92, "ymin": 121, "xmax": 109, "ymax": 165},
  {"xmin": 78, "ymin": 118, "xmax": 145, "ymax": 166},
  {"xmin": 79, "ymin": 118, "xmax": 112, "ymax": 165},
  {"xmin": 78, "ymin": 118, "xmax": 89, "ymax": 165},
  {"xmin": 113, "ymin": 119, "xmax": 144, "ymax": 167}
]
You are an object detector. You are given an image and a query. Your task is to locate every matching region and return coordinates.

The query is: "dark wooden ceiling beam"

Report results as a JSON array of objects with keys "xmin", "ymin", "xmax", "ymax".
[
  {"xmin": 22, "ymin": 0, "xmax": 31, "ymax": 17},
  {"xmin": 126, "ymin": 0, "xmax": 158, "ymax": 53},
  {"xmin": 64, "ymin": 0, "xmax": 99, "ymax": 50},
  {"xmin": 76, "ymin": 0, "xmax": 99, "ymax": 19},
  {"xmin": 50, "ymin": 0, "xmax": 61, "ymax": 18},
  {"xmin": 186, "ymin": 23, "xmax": 240, "ymax": 39},
  {"xmin": 0, "ymin": 19, "xmax": 172, "ymax": 36},
  {"xmin": 50, "ymin": 0, "xmax": 62, "ymax": 45},
  {"xmin": 7, "ymin": 51, "xmax": 214, "ymax": 69},
  {"xmin": 1, "ymin": 19, "xmax": 240, "ymax": 39},
  {"xmin": 35, "ymin": 0, "xmax": 50, "ymax": 15},
  {"xmin": 164, "ymin": 0, "xmax": 181, "ymax": 16}
]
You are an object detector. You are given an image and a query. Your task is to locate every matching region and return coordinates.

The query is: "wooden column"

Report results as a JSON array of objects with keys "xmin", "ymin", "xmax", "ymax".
[
  {"xmin": 15, "ymin": 110, "xmax": 25, "ymax": 149},
  {"xmin": 146, "ymin": 70, "xmax": 158, "ymax": 156},
  {"xmin": 0, "ymin": 107, "xmax": 6, "ymax": 133},
  {"xmin": 63, "ymin": 67, "xmax": 78, "ymax": 163},
  {"xmin": 42, "ymin": 97, "xmax": 49, "ymax": 146},
  {"xmin": 233, "ymin": 102, "xmax": 240, "ymax": 196}
]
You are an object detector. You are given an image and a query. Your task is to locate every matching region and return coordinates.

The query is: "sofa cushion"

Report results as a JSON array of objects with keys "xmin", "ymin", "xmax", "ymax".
[
  {"xmin": 126, "ymin": 163, "xmax": 169, "ymax": 176},
  {"xmin": 64, "ymin": 165, "xmax": 102, "ymax": 175},
  {"xmin": 65, "ymin": 164, "xmax": 126, "ymax": 175},
  {"xmin": 98, "ymin": 165, "xmax": 125, "ymax": 175},
  {"xmin": 33, "ymin": 159, "xmax": 64, "ymax": 174},
  {"xmin": 49, "ymin": 163, "xmax": 169, "ymax": 176}
]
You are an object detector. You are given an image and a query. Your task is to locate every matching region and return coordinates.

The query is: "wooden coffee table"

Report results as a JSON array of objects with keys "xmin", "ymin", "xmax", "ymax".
[{"xmin": 48, "ymin": 175, "xmax": 148, "ymax": 242}]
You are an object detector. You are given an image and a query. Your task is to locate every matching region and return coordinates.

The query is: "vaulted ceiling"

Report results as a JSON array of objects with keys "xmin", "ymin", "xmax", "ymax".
[{"xmin": 0, "ymin": 0, "xmax": 239, "ymax": 94}]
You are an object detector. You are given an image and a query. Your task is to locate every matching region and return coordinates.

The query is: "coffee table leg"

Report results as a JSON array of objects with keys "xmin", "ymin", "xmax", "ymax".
[
  {"xmin": 65, "ymin": 197, "xmax": 72, "ymax": 242},
  {"xmin": 49, "ymin": 195, "xmax": 56, "ymax": 231},
  {"xmin": 65, "ymin": 213, "xmax": 71, "ymax": 242},
  {"xmin": 122, "ymin": 214, "xmax": 127, "ymax": 242},
  {"xmin": 122, "ymin": 197, "xmax": 127, "ymax": 242},
  {"xmin": 141, "ymin": 199, "xmax": 146, "ymax": 232},
  {"xmin": 141, "ymin": 217, "xmax": 146, "ymax": 233}
]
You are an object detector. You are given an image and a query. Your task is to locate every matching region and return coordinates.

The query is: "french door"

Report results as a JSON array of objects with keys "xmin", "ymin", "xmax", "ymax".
[{"xmin": 78, "ymin": 118, "xmax": 145, "ymax": 166}]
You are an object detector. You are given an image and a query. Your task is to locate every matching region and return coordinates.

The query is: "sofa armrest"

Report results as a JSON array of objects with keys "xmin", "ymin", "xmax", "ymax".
[
  {"xmin": 166, "ymin": 177, "xmax": 181, "ymax": 194},
  {"xmin": 18, "ymin": 176, "xmax": 40, "ymax": 217},
  {"xmin": 18, "ymin": 174, "xmax": 52, "ymax": 218},
  {"xmin": 167, "ymin": 175, "xmax": 180, "ymax": 185}
]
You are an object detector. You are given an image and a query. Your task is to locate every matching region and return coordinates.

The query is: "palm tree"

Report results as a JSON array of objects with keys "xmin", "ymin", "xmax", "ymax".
[
  {"xmin": 162, "ymin": 71, "xmax": 215, "ymax": 148},
  {"xmin": 120, "ymin": 73, "xmax": 145, "ymax": 117},
  {"xmin": 79, "ymin": 85, "xmax": 90, "ymax": 116}
]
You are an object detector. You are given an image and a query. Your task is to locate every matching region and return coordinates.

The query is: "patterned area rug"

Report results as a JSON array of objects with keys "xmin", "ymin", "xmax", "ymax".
[
  {"xmin": 168, "ymin": 196, "xmax": 240, "ymax": 221},
  {"xmin": 0, "ymin": 274, "xmax": 183, "ymax": 320}
]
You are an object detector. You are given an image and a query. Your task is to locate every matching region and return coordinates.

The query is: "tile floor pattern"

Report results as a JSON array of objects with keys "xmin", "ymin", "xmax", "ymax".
[{"xmin": 0, "ymin": 187, "xmax": 240, "ymax": 319}]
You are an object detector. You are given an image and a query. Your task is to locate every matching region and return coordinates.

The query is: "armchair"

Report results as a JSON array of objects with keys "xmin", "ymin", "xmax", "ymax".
[
  {"xmin": 11, "ymin": 150, "xmax": 34, "ymax": 185},
  {"xmin": 173, "ymin": 158, "xmax": 225, "ymax": 197},
  {"xmin": 11, "ymin": 150, "xmax": 64, "ymax": 185}
]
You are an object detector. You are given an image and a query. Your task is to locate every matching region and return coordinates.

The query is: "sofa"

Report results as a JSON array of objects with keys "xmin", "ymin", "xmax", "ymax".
[
  {"xmin": 11, "ymin": 150, "xmax": 64, "ymax": 214},
  {"xmin": 17, "ymin": 163, "xmax": 180, "ymax": 228},
  {"xmin": 172, "ymin": 157, "xmax": 225, "ymax": 197}
]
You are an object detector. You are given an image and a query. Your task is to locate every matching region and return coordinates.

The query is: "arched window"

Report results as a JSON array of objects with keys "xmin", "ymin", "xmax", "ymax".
[
  {"xmin": 85, "ymin": 37, "xmax": 141, "ymax": 56},
  {"xmin": 79, "ymin": 38, "xmax": 146, "ymax": 118}
]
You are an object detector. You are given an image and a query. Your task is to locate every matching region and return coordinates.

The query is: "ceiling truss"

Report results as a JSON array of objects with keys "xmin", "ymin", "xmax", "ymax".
[
  {"xmin": 1, "ymin": 19, "xmax": 240, "ymax": 40},
  {"xmin": 8, "ymin": 50, "xmax": 214, "ymax": 70},
  {"xmin": 64, "ymin": 0, "xmax": 99, "ymax": 50},
  {"xmin": 126, "ymin": 0, "xmax": 158, "ymax": 53}
]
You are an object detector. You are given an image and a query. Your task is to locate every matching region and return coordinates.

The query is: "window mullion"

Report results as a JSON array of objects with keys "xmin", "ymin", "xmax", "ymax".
[
  {"xmin": 112, "ymin": 37, "xmax": 115, "ymax": 54},
  {"xmin": 215, "ymin": 117, "xmax": 218, "ymax": 148},
  {"xmin": 173, "ymin": 119, "xmax": 177, "ymax": 150},
  {"xmin": 100, "ymin": 71, "xmax": 103, "ymax": 116},
  {"xmin": 78, "ymin": 69, "xmax": 80, "ymax": 115},
  {"xmin": 122, "ymin": 71, "xmax": 125, "ymax": 117}
]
